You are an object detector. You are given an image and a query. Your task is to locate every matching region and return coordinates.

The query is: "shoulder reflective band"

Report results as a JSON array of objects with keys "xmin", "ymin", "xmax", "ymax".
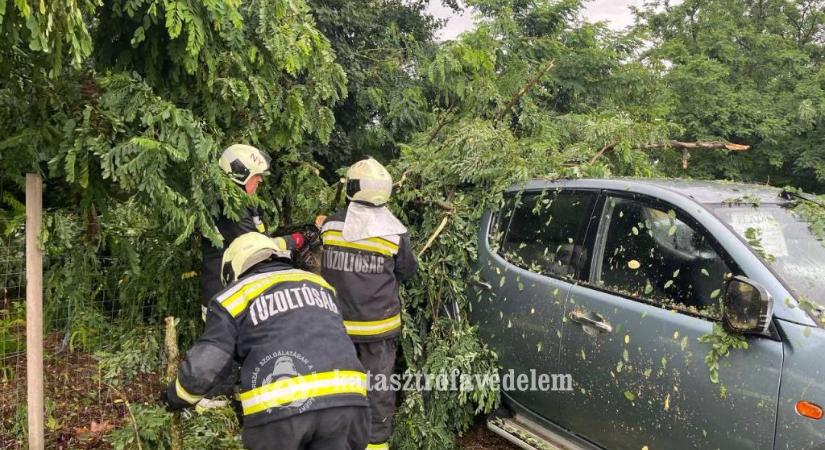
[
  {"xmin": 321, "ymin": 230, "xmax": 399, "ymax": 256},
  {"xmin": 218, "ymin": 270, "xmax": 335, "ymax": 317},
  {"xmin": 343, "ymin": 314, "xmax": 402, "ymax": 336},
  {"xmin": 239, "ymin": 370, "xmax": 367, "ymax": 415},
  {"xmin": 175, "ymin": 378, "xmax": 204, "ymax": 404},
  {"xmin": 366, "ymin": 443, "xmax": 390, "ymax": 450}
]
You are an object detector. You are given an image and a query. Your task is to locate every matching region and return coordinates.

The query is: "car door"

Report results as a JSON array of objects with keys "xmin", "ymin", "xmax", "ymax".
[
  {"xmin": 471, "ymin": 188, "xmax": 597, "ymax": 419},
  {"xmin": 556, "ymin": 192, "xmax": 783, "ymax": 450}
]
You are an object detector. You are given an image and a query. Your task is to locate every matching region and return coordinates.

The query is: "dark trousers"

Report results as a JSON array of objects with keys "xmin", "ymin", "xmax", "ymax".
[
  {"xmin": 356, "ymin": 339, "xmax": 398, "ymax": 445},
  {"xmin": 242, "ymin": 406, "xmax": 369, "ymax": 450}
]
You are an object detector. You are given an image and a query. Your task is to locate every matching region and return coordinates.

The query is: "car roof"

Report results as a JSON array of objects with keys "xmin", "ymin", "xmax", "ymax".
[{"xmin": 506, "ymin": 178, "xmax": 787, "ymax": 205}]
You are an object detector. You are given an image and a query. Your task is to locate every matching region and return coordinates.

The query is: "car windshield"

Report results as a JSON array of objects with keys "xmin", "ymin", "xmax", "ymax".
[{"xmin": 711, "ymin": 201, "xmax": 825, "ymax": 312}]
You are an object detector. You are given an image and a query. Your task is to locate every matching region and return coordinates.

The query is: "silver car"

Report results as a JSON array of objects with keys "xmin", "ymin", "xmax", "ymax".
[{"xmin": 471, "ymin": 179, "xmax": 825, "ymax": 450}]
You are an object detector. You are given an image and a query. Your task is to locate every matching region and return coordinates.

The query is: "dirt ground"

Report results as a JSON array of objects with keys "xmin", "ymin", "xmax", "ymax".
[
  {"xmin": 0, "ymin": 333, "xmax": 515, "ymax": 449},
  {"xmin": 0, "ymin": 333, "xmax": 160, "ymax": 450},
  {"xmin": 459, "ymin": 421, "xmax": 519, "ymax": 450}
]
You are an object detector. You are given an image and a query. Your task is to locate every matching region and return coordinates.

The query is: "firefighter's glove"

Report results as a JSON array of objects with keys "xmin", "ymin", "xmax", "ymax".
[{"xmin": 160, "ymin": 389, "xmax": 186, "ymax": 412}]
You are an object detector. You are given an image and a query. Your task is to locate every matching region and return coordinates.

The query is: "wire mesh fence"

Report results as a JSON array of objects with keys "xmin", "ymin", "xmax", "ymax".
[
  {"xmin": 0, "ymin": 214, "xmax": 204, "ymax": 449},
  {"xmin": 0, "ymin": 218, "xmax": 27, "ymax": 448}
]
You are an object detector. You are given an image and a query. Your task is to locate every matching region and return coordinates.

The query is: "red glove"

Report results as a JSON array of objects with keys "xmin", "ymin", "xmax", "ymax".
[{"xmin": 291, "ymin": 232, "xmax": 306, "ymax": 250}]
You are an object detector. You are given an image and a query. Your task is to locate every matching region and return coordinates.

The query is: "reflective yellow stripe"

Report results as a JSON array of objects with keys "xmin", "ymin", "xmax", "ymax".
[
  {"xmin": 175, "ymin": 378, "xmax": 203, "ymax": 404},
  {"xmin": 256, "ymin": 223, "xmax": 266, "ymax": 232},
  {"xmin": 272, "ymin": 236, "xmax": 288, "ymax": 250},
  {"xmin": 220, "ymin": 272, "xmax": 335, "ymax": 317},
  {"xmin": 366, "ymin": 443, "xmax": 389, "ymax": 450},
  {"xmin": 343, "ymin": 314, "xmax": 402, "ymax": 336},
  {"xmin": 321, "ymin": 230, "xmax": 399, "ymax": 252},
  {"xmin": 322, "ymin": 238, "xmax": 395, "ymax": 257},
  {"xmin": 239, "ymin": 370, "xmax": 367, "ymax": 415}
]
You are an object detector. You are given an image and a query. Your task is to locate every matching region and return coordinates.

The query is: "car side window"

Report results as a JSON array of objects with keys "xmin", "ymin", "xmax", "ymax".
[
  {"xmin": 489, "ymin": 195, "xmax": 517, "ymax": 253},
  {"xmin": 594, "ymin": 196, "xmax": 732, "ymax": 319},
  {"xmin": 499, "ymin": 190, "xmax": 595, "ymax": 280}
]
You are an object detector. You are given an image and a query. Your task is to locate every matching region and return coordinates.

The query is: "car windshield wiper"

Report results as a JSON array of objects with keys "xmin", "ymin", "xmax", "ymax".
[{"xmin": 780, "ymin": 188, "xmax": 825, "ymax": 209}]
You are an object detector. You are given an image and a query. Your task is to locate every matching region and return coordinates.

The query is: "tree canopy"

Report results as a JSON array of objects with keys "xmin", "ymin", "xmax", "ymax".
[{"xmin": 1, "ymin": 0, "xmax": 824, "ymax": 448}]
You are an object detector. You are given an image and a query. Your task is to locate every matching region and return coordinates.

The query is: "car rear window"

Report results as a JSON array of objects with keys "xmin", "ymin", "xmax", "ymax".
[{"xmin": 499, "ymin": 190, "xmax": 595, "ymax": 280}]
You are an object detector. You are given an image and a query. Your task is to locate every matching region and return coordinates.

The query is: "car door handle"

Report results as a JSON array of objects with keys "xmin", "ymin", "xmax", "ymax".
[
  {"xmin": 472, "ymin": 279, "xmax": 492, "ymax": 291},
  {"xmin": 569, "ymin": 309, "xmax": 613, "ymax": 334}
]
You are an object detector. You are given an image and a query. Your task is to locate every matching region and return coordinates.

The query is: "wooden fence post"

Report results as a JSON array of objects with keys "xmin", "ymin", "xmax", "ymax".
[
  {"xmin": 25, "ymin": 173, "xmax": 44, "ymax": 450},
  {"xmin": 164, "ymin": 317, "xmax": 182, "ymax": 450}
]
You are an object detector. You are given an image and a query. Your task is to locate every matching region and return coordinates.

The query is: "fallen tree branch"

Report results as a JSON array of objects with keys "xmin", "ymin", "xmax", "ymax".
[
  {"xmin": 426, "ymin": 107, "xmax": 456, "ymax": 145},
  {"xmin": 434, "ymin": 200, "xmax": 455, "ymax": 211},
  {"xmin": 589, "ymin": 141, "xmax": 619, "ymax": 165},
  {"xmin": 589, "ymin": 140, "xmax": 750, "ymax": 167},
  {"xmin": 418, "ymin": 214, "xmax": 451, "ymax": 259},
  {"xmin": 495, "ymin": 59, "xmax": 555, "ymax": 123},
  {"xmin": 393, "ymin": 170, "xmax": 410, "ymax": 188},
  {"xmin": 639, "ymin": 140, "xmax": 750, "ymax": 151},
  {"xmin": 106, "ymin": 384, "xmax": 142, "ymax": 450}
]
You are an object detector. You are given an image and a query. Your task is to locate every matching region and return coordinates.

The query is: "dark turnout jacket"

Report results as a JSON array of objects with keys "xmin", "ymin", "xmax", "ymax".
[
  {"xmin": 201, "ymin": 205, "xmax": 301, "ymax": 307},
  {"xmin": 167, "ymin": 260, "xmax": 369, "ymax": 428},
  {"xmin": 320, "ymin": 209, "xmax": 418, "ymax": 343}
]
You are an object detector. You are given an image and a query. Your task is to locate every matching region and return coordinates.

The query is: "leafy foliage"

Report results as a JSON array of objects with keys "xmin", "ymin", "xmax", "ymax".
[
  {"xmin": 305, "ymin": 0, "xmax": 438, "ymax": 169},
  {"xmin": 95, "ymin": 328, "xmax": 162, "ymax": 386},
  {"xmin": 636, "ymin": 0, "xmax": 825, "ymax": 191},
  {"xmin": 106, "ymin": 404, "xmax": 172, "ymax": 450},
  {"xmin": 697, "ymin": 324, "xmax": 749, "ymax": 397},
  {"xmin": 385, "ymin": 1, "xmax": 676, "ymax": 446}
]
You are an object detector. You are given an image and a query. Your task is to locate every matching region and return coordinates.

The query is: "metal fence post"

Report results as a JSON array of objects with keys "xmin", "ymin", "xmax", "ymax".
[{"xmin": 25, "ymin": 173, "xmax": 44, "ymax": 450}]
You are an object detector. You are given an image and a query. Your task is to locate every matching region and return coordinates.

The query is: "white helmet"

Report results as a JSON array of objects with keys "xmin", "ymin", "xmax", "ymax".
[
  {"xmin": 221, "ymin": 232, "xmax": 287, "ymax": 285},
  {"xmin": 219, "ymin": 144, "xmax": 271, "ymax": 186},
  {"xmin": 346, "ymin": 157, "xmax": 392, "ymax": 206}
]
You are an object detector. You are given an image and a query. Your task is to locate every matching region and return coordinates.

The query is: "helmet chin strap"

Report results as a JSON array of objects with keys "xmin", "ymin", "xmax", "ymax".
[{"xmin": 352, "ymin": 199, "xmax": 386, "ymax": 208}]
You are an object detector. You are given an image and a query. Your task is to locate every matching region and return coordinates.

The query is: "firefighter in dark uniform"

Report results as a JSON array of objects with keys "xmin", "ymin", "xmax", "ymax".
[
  {"xmin": 164, "ymin": 232, "xmax": 370, "ymax": 450},
  {"xmin": 202, "ymin": 144, "xmax": 307, "ymax": 315},
  {"xmin": 320, "ymin": 158, "xmax": 418, "ymax": 450}
]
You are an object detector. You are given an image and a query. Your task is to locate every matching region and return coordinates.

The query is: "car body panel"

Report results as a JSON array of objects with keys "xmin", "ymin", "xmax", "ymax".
[
  {"xmin": 472, "ymin": 210, "xmax": 572, "ymax": 418},
  {"xmin": 774, "ymin": 320, "xmax": 825, "ymax": 450},
  {"xmin": 558, "ymin": 282, "xmax": 783, "ymax": 450}
]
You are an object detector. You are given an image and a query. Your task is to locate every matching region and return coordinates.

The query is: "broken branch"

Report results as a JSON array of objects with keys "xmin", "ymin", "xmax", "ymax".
[
  {"xmin": 426, "ymin": 107, "xmax": 457, "ymax": 145},
  {"xmin": 589, "ymin": 140, "xmax": 750, "ymax": 166},
  {"xmin": 495, "ymin": 59, "xmax": 555, "ymax": 123},
  {"xmin": 589, "ymin": 141, "xmax": 619, "ymax": 165},
  {"xmin": 418, "ymin": 214, "xmax": 451, "ymax": 259},
  {"xmin": 639, "ymin": 140, "xmax": 750, "ymax": 151},
  {"xmin": 107, "ymin": 384, "xmax": 142, "ymax": 450}
]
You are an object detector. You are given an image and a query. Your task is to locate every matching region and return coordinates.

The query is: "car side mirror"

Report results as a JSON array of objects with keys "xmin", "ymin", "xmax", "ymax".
[{"xmin": 722, "ymin": 276, "xmax": 774, "ymax": 334}]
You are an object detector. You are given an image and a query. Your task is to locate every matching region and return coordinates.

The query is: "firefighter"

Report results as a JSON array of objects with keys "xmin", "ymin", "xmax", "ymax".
[
  {"xmin": 319, "ymin": 157, "xmax": 418, "ymax": 450},
  {"xmin": 164, "ymin": 232, "xmax": 370, "ymax": 450},
  {"xmin": 202, "ymin": 144, "xmax": 308, "ymax": 312}
]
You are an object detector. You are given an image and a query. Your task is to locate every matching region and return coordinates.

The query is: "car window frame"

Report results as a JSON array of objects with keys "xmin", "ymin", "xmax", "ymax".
[
  {"xmin": 494, "ymin": 188, "xmax": 600, "ymax": 283},
  {"xmin": 585, "ymin": 190, "xmax": 743, "ymax": 322}
]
